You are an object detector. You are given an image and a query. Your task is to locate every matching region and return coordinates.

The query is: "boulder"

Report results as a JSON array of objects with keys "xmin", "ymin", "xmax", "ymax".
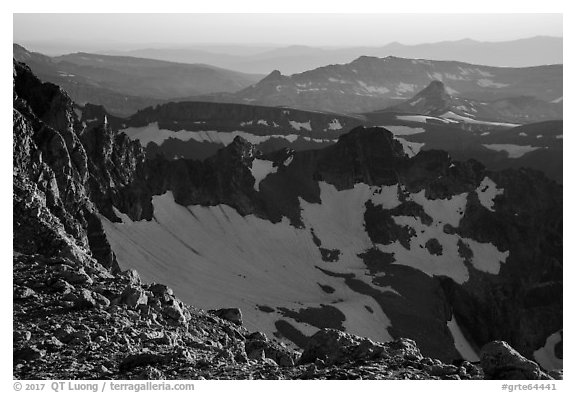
[
  {"xmin": 148, "ymin": 283, "xmax": 174, "ymax": 298},
  {"xmin": 299, "ymin": 328, "xmax": 386, "ymax": 365},
  {"xmin": 14, "ymin": 345, "xmax": 45, "ymax": 362},
  {"xmin": 386, "ymin": 337, "xmax": 422, "ymax": 360},
  {"xmin": 121, "ymin": 269, "xmax": 142, "ymax": 286},
  {"xmin": 121, "ymin": 287, "xmax": 148, "ymax": 308},
  {"xmin": 480, "ymin": 341, "xmax": 552, "ymax": 380},
  {"xmin": 209, "ymin": 308, "xmax": 243, "ymax": 326},
  {"xmin": 61, "ymin": 267, "xmax": 93, "ymax": 286},
  {"xmin": 119, "ymin": 352, "xmax": 165, "ymax": 372}
]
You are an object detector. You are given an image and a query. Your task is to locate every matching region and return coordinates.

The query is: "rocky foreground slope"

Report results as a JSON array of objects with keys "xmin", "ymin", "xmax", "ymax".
[{"xmin": 13, "ymin": 59, "xmax": 561, "ymax": 379}]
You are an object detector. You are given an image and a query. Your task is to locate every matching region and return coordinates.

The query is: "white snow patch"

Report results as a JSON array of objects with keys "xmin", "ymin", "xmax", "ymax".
[
  {"xmin": 396, "ymin": 114, "xmax": 452, "ymax": 124},
  {"xmin": 447, "ymin": 315, "xmax": 480, "ymax": 361},
  {"xmin": 357, "ymin": 81, "xmax": 390, "ymax": 95},
  {"xmin": 327, "ymin": 119, "xmax": 343, "ymax": 130},
  {"xmin": 519, "ymin": 132, "xmax": 528, "ymax": 137},
  {"xmin": 476, "ymin": 177, "xmax": 504, "ymax": 212},
  {"xmin": 444, "ymin": 73, "xmax": 465, "ymax": 81},
  {"xmin": 551, "ymin": 97, "xmax": 563, "ymax": 104},
  {"xmin": 475, "ymin": 69, "xmax": 493, "ymax": 77},
  {"xmin": 556, "ymin": 135, "xmax": 562, "ymax": 139},
  {"xmin": 289, "ymin": 120, "xmax": 312, "ymax": 132},
  {"xmin": 395, "ymin": 138, "xmax": 425, "ymax": 158},
  {"xmin": 120, "ymin": 122, "xmax": 300, "ymax": 146},
  {"xmin": 283, "ymin": 155, "xmax": 294, "ymax": 167},
  {"xmin": 385, "ymin": 126, "xmax": 426, "ymax": 136},
  {"xmin": 303, "ymin": 136, "xmax": 337, "ymax": 143},
  {"xmin": 431, "ymin": 73, "xmax": 443, "ymax": 81},
  {"xmin": 396, "ymin": 82, "xmax": 416, "ymax": 94},
  {"xmin": 445, "ymin": 86, "xmax": 459, "ymax": 95},
  {"xmin": 482, "ymin": 144, "xmax": 541, "ymax": 158},
  {"xmin": 536, "ymin": 134, "xmax": 543, "ymax": 139},
  {"xmin": 441, "ymin": 112, "xmax": 520, "ymax": 128},
  {"xmin": 408, "ymin": 97, "xmax": 424, "ymax": 107},
  {"xmin": 534, "ymin": 331, "xmax": 563, "ymax": 371},
  {"xmin": 378, "ymin": 190, "xmax": 507, "ymax": 283},
  {"xmin": 257, "ymin": 120, "xmax": 269, "ymax": 126},
  {"xmin": 477, "ymin": 79, "xmax": 508, "ymax": 88},
  {"xmin": 250, "ymin": 159, "xmax": 277, "ymax": 191},
  {"xmin": 380, "ymin": 214, "xmax": 470, "ymax": 283},
  {"xmin": 299, "ymin": 183, "xmax": 399, "ymax": 271},
  {"xmin": 410, "ymin": 190, "xmax": 468, "ymax": 227},
  {"xmin": 328, "ymin": 77, "xmax": 347, "ymax": 84},
  {"xmin": 240, "ymin": 120, "xmax": 253, "ymax": 127},
  {"xmin": 462, "ymin": 238, "xmax": 509, "ymax": 274}
]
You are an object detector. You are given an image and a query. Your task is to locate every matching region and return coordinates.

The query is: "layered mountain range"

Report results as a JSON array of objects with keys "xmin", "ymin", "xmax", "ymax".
[
  {"xmin": 99, "ymin": 36, "xmax": 563, "ymax": 74},
  {"xmin": 13, "ymin": 44, "xmax": 263, "ymax": 116},
  {"xmin": 13, "ymin": 58, "xmax": 562, "ymax": 379},
  {"xmin": 197, "ymin": 56, "xmax": 562, "ymax": 114},
  {"xmin": 96, "ymin": 79, "xmax": 561, "ymax": 183}
]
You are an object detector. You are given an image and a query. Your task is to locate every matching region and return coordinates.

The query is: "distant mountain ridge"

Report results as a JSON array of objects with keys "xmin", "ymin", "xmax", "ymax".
[
  {"xmin": 97, "ymin": 36, "xmax": 563, "ymax": 74},
  {"xmin": 381, "ymin": 81, "xmax": 562, "ymax": 125},
  {"xmin": 195, "ymin": 55, "xmax": 562, "ymax": 114},
  {"xmin": 13, "ymin": 44, "xmax": 264, "ymax": 116}
]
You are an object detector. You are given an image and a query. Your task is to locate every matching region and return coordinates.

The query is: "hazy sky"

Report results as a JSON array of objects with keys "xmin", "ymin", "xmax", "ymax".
[{"xmin": 14, "ymin": 13, "xmax": 562, "ymax": 52}]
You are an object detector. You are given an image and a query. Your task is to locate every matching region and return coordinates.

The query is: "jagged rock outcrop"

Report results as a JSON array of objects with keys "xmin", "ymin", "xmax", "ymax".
[
  {"xmin": 13, "ymin": 60, "xmax": 116, "ymax": 270},
  {"xmin": 480, "ymin": 341, "xmax": 552, "ymax": 380}
]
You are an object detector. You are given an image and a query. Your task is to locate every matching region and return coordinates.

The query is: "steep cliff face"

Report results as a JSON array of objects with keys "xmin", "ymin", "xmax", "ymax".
[{"xmin": 13, "ymin": 60, "xmax": 150, "ymax": 271}]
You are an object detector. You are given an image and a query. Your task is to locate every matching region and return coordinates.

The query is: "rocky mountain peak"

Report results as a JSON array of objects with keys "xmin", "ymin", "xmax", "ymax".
[
  {"xmin": 415, "ymin": 80, "xmax": 452, "ymax": 104},
  {"xmin": 382, "ymin": 80, "xmax": 454, "ymax": 116},
  {"xmin": 216, "ymin": 135, "xmax": 258, "ymax": 164},
  {"xmin": 259, "ymin": 69, "xmax": 285, "ymax": 83}
]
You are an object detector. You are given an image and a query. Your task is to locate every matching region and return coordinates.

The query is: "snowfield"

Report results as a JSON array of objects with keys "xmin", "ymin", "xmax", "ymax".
[
  {"xmin": 395, "ymin": 114, "xmax": 456, "ymax": 124},
  {"xmin": 533, "ymin": 331, "xmax": 563, "ymax": 371},
  {"xmin": 447, "ymin": 315, "xmax": 480, "ymax": 361},
  {"xmin": 102, "ymin": 181, "xmax": 510, "ymax": 349},
  {"xmin": 102, "ymin": 190, "xmax": 396, "ymax": 344},
  {"xmin": 288, "ymin": 120, "xmax": 312, "ymax": 131},
  {"xmin": 440, "ymin": 112, "xmax": 520, "ymax": 128},
  {"xmin": 120, "ymin": 122, "xmax": 300, "ymax": 146},
  {"xmin": 327, "ymin": 119, "xmax": 343, "ymax": 130},
  {"xmin": 482, "ymin": 144, "xmax": 541, "ymax": 159},
  {"xmin": 384, "ymin": 126, "xmax": 426, "ymax": 136},
  {"xmin": 250, "ymin": 159, "xmax": 277, "ymax": 191},
  {"xmin": 476, "ymin": 177, "xmax": 504, "ymax": 212},
  {"xmin": 395, "ymin": 138, "xmax": 425, "ymax": 158}
]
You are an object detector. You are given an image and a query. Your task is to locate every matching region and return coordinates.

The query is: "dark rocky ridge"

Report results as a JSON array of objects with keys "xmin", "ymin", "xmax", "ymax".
[{"xmin": 13, "ymin": 59, "xmax": 561, "ymax": 379}]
